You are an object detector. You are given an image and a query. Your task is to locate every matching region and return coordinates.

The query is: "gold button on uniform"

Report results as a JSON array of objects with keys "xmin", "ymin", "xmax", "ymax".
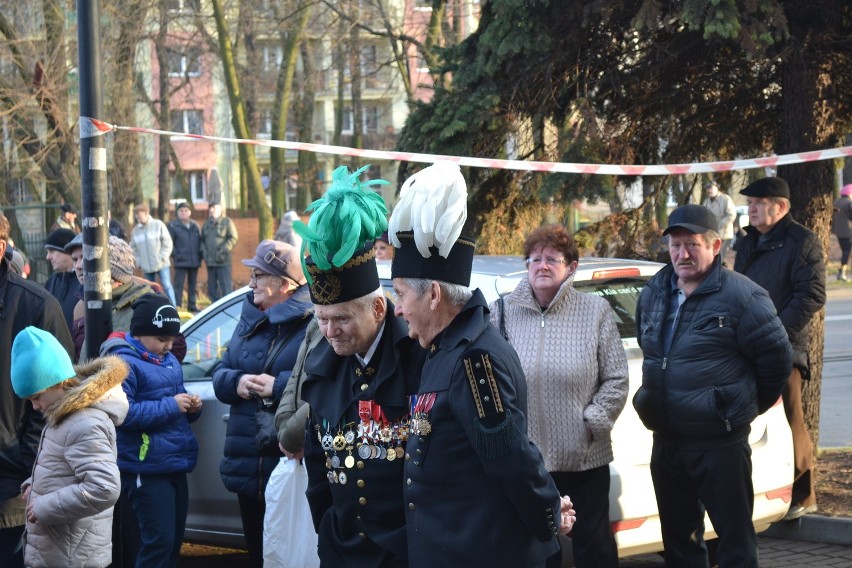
[
  {"xmin": 357, "ymin": 461, "xmax": 365, "ymax": 469},
  {"xmin": 408, "ymin": 502, "xmax": 416, "ymax": 511},
  {"xmin": 360, "ymin": 383, "xmax": 369, "ymax": 391},
  {"xmin": 406, "ymin": 478, "xmax": 412, "ymax": 486},
  {"xmin": 357, "ymin": 479, "xmax": 366, "ymax": 488},
  {"xmin": 359, "ymin": 497, "xmax": 367, "ymax": 505}
]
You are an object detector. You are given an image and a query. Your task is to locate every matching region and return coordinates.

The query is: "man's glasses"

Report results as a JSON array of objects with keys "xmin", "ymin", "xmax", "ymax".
[{"xmin": 525, "ymin": 257, "xmax": 568, "ymax": 267}]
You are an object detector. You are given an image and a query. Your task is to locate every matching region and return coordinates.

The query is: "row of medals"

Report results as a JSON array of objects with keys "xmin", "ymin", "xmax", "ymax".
[{"xmin": 320, "ymin": 420, "xmax": 420, "ymax": 485}]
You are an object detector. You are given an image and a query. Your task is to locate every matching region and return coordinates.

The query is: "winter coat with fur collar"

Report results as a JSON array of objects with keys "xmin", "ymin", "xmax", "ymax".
[{"xmin": 21, "ymin": 356, "xmax": 129, "ymax": 568}]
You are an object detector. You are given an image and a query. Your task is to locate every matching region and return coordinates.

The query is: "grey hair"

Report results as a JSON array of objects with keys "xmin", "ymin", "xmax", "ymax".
[
  {"xmin": 702, "ymin": 230, "xmax": 721, "ymax": 247},
  {"xmin": 770, "ymin": 196, "xmax": 791, "ymax": 211},
  {"xmin": 400, "ymin": 278, "xmax": 472, "ymax": 307},
  {"xmin": 351, "ymin": 288, "xmax": 385, "ymax": 313}
]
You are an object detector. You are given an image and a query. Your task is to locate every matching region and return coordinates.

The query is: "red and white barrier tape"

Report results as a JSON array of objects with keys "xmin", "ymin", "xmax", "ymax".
[{"xmin": 82, "ymin": 117, "xmax": 852, "ymax": 176}]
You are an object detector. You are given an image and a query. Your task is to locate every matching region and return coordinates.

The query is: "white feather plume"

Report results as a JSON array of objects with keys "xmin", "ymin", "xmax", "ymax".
[{"xmin": 388, "ymin": 162, "xmax": 468, "ymax": 258}]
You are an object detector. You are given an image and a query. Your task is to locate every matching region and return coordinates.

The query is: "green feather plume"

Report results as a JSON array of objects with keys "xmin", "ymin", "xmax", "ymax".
[{"xmin": 293, "ymin": 165, "xmax": 389, "ymax": 283}]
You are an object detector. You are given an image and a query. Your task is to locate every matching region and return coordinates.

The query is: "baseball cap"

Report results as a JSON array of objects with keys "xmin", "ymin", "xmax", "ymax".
[{"xmin": 663, "ymin": 204, "xmax": 719, "ymax": 236}]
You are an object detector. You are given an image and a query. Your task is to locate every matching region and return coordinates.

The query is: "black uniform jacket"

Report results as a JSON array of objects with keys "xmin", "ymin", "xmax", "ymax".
[
  {"xmin": 404, "ymin": 289, "xmax": 560, "ymax": 568},
  {"xmin": 302, "ymin": 300, "xmax": 422, "ymax": 568}
]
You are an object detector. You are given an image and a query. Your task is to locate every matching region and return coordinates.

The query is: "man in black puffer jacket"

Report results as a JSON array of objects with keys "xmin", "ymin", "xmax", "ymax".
[
  {"xmin": 634, "ymin": 204, "xmax": 792, "ymax": 568},
  {"xmin": 734, "ymin": 176, "xmax": 826, "ymax": 521}
]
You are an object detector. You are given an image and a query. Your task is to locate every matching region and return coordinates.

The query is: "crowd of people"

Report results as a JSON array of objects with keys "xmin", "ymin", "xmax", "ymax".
[{"xmin": 0, "ymin": 168, "xmax": 843, "ymax": 568}]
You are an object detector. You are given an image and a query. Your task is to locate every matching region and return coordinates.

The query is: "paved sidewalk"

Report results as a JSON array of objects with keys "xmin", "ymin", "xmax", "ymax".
[{"xmin": 620, "ymin": 516, "xmax": 852, "ymax": 567}]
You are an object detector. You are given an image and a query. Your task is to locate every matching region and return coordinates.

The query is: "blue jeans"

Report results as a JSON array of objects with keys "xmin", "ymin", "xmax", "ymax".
[
  {"xmin": 144, "ymin": 266, "xmax": 176, "ymax": 305},
  {"xmin": 122, "ymin": 472, "xmax": 188, "ymax": 568}
]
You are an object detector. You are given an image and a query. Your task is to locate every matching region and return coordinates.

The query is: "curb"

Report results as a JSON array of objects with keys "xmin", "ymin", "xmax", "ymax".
[{"xmin": 763, "ymin": 514, "xmax": 852, "ymax": 546}]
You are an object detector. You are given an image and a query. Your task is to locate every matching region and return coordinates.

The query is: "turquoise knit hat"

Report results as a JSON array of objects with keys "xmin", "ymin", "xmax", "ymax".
[{"xmin": 11, "ymin": 326, "xmax": 76, "ymax": 398}]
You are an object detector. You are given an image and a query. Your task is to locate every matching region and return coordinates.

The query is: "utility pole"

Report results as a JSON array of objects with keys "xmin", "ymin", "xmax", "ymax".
[{"xmin": 78, "ymin": 0, "xmax": 113, "ymax": 357}]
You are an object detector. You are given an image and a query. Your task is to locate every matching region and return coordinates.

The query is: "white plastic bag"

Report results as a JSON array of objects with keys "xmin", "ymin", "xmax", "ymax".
[{"xmin": 263, "ymin": 457, "xmax": 320, "ymax": 568}]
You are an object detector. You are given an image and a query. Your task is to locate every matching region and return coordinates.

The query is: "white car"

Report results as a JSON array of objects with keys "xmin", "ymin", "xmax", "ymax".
[{"xmin": 179, "ymin": 255, "xmax": 794, "ymax": 559}]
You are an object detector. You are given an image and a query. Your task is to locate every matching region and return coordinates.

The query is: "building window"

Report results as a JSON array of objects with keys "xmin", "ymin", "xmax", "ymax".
[
  {"xmin": 341, "ymin": 106, "xmax": 380, "ymax": 134},
  {"xmin": 167, "ymin": 47, "xmax": 201, "ymax": 77},
  {"xmin": 166, "ymin": 0, "xmax": 200, "ymax": 13},
  {"xmin": 364, "ymin": 105, "xmax": 378, "ymax": 133},
  {"xmin": 259, "ymin": 110, "xmax": 273, "ymax": 135},
  {"xmin": 172, "ymin": 171, "xmax": 206, "ymax": 202},
  {"xmin": 262, "ymin": 45, "xmax": 283, "ymax": 72},
  {"xmin": 171, "ymin": 110, "xmax": 204, "ymax": 135},
  {"xmin": 361, "ymin": 44, "xmax": 379, "ymax": 76}
]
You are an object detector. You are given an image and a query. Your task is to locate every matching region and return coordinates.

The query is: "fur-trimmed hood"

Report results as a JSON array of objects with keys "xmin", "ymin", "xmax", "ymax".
[{"xmin": 44, "ymin": 355, "xmax": 130, "ymax": 427}]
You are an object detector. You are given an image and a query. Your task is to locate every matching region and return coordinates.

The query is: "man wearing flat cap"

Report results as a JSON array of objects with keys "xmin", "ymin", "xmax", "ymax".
[
  {"xmin": 50, "ymin": 203, "xmax": 80, "ymax": 234},
  {"xmin": 388, "ymin": 162, "xmax": 574, "ymax": 567},
  {"xmin": 634, "ymin": 204, "xmax": 792, "ymax": 567},
  {"xmin": 733, "ymin": 176, "xmax": 826, "ymax": 521},
  {"xmin": 43, "ymin": 228, "xmax": 82, "ymax": 330},
  {"xmin": 168, "ymin": 202, "xmax": 202, "ymax": 312},
  {"xmin": 294, "ymin": 165, "xmax": 422, "ymax": 568}
]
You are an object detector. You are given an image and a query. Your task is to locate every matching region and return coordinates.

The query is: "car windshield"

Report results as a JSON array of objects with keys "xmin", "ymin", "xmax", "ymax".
[
  {"xmin": 574, "ymin": 278, "xmax": 647, "ymax": 347},
  {"xmin": 181, "ymin": 295, "xmax": 243, "ymax": 380}
]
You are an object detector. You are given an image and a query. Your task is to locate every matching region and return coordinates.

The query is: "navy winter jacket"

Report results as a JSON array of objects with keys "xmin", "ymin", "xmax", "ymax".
[
  {"xmin": 213, "ymin": 286, "xmax": 312, "ymax": 498},
  {"xmin": 168, "ymin": 219, "xmax": 202, "ymax": 268},
  {"xmin": 103, "ymin": 333, "xmax": 200, "ymax": 474},
  {"xmin": 633, "ymin": 257, "xmax": 792, "ymax": 445}
]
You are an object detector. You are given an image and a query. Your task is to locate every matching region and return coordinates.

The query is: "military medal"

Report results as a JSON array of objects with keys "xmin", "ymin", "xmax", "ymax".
[
  {"xmin": 395, "ymin": 446, "xmax": 405, "ymax": 459},
  {"xmin": 358, "ymin": 443, "xmax": 371, "ymax": 459},
  {"xmin": 333, "ymin": 433, "xmax": 347, "ymax": 451},
  {"xmin": 387, "ymin": 448, "xmax": 396, "ymax": 462},
  {"xmin": 344, "ymin": 430, "xmax": 356, "ymax": 445},
  {"xmin": 345, "ymin": 455, "xmax": 355, "ymax": 468},
  {"xmin": 321, "ymin": 433, "xmax": 334, "ymax": 451},
  {"xmin": 411, "ymin": 392, "xmax": 437, "ymax": 436},
  {"xmin": 338, "ymin": 471, "xmax": 348, "ymax": 485},
  {"xmin": 330, "ymin": 455, "xmax": 341, "ymax": 469}
]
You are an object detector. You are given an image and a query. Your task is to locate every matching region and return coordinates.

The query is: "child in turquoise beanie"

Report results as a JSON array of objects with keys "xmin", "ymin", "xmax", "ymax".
[{"xmin": 11, "ymin": 326, "xmax": 129, "ymax": 568}]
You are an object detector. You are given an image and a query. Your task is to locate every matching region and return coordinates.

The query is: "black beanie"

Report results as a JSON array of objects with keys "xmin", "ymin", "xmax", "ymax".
[
  {"xmin": 45, "ymin": 228, "xmax": 76, "ymax": 251},
  {"xmin": 130, "ymin": 294, "xmax": 181, "ymax": 337}
]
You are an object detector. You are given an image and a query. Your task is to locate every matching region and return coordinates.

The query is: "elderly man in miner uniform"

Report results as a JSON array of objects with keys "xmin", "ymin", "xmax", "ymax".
[
  {"xmin": 295, "ymin": 165, "xmax": 423, "ymax": 567},
  {"xmin": 388, "ymin": 162, "xmax": 575, "ymax": 568},
  {"xmin": 634, "ymin": 204, "xmax": 792, "ymax": 567},
  {"xmin": 733, "ymin": 176, "xmax": 826, "ymax": 521}
]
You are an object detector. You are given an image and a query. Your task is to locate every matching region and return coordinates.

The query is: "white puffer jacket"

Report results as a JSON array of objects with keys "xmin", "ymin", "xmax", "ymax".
[{"xmin": 21, "ymin": 356, "xmax": 129, "ymax": 568}]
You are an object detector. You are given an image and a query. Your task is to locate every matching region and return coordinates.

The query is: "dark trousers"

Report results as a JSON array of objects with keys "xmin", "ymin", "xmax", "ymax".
[
  {"xmin": 207, "ymin": 265, "xmax": 232, "ymax": 302},
  {"xmin": 785, "ymin": 368, "xmax": 816, "ymax": 508},
  {"xmin": 174, "ymin": 266, "xmax": 199, "ymax": 310},
  {"xmin": 0, "ymin": 525, "xmax": 24, "ymax": 568},
  {"xmin": 838, "ymin": 237, "xmax": 851, "ymax": 266},
  {"xmin": 111, "ymin": 490, "xmax": 140, "ymax": 567},
  {"xmin": 651, "ymin": 436, "xmax": 756, "ymax": 568},
  {"xmin": 237, "ymin": 492, "xmax": 265, "ymax": 568},
  {"xmin": 546, "ymin": 465, "xmax": 617, "ymax": 568},
  {"xmin": 122, "ymin": 472, "xmax": 189, "ymax": 568}
]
